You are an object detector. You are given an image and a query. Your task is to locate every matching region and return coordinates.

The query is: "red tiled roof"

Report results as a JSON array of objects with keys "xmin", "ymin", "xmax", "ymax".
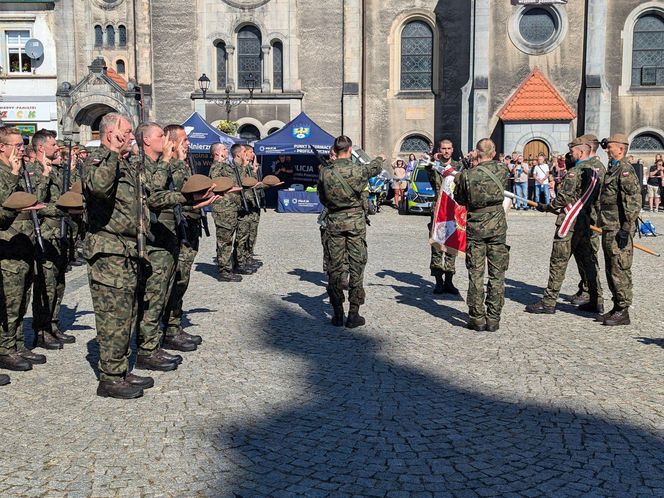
[
  {"xmin": 498, "ymin": 68, "xmax": 576, "ymax": 121},
  {"xmin": 105, "ymin": 68, "xmax": 128, "ymax": 91}
]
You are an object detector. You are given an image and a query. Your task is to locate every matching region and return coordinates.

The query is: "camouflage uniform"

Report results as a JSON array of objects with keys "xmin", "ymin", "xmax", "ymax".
[
  {"xmin": 426, "ymin": 159, "xmax": 462, "ymax": 276},
  {"xmin": 246, "ymin": 163, "xmax": 263, "ymax": 255},
  {"xmin": 598, "ymin": 157, "xmax": 641, "ymax": 310},
  {"xmin": 136, "ymin": 155, "xmax": 186, "ymax": 356},
  {"xmin": 83, "ymin": 146, "xmax": 148, "ymax": 381},
  {"xmin": 209, "ymin": 160, "xmax": 241, "ymax": 272},
  {"xmin": 318, "ymin": 157, "xmax": 383, "ymax": 307},
  {"xmin": 0, "ymin": 159, "xmax": 35, "ymax": 355},
  {"xmin": 163, "ymin": 159, "xmax": 199, "ymax": 339},
  {"xmin": 235, "ymin": 162, "xmax": 258, "ymax": 267},
  {"xmin": 540, "ymin": 159, "xmax": 602, "ymax": 307},
  {"xmin": 454, "ymin": 160, "xmax": 510, "ymax": 326},
  {"xmin": 31, "ymin": 161, "xmax": 69, "ymax": 337}
]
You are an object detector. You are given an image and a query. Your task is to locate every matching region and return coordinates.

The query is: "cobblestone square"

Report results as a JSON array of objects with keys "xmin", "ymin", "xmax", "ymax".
[{"xmin": 1, "ymin": 209, "xmax": 663, "ymax": 497}]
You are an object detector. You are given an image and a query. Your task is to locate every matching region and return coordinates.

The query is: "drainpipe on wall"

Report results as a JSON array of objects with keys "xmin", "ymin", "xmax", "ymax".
[{"xmin": 361, "ymin": 0, "xmax": 366, "ymax": 149}]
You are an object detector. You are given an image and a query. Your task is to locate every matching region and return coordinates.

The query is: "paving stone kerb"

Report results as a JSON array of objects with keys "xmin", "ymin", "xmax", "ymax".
[{"xmin": 1, "ymin": 209, "xmax": 663, "ymax": 496}]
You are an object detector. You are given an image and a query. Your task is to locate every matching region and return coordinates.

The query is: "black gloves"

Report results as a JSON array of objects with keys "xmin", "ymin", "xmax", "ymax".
[
  {"xmin": 617, "ymin": 229, "xmax": 630, "ymax": 250},
  {"xmin": 535, "ymin": 203, "xmax": 547, "ymax": 212}
]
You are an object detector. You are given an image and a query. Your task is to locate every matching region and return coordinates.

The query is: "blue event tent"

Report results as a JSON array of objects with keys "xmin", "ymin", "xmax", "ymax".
[
  {"xmin": 254, "ymin": 112, "xmax": 334, "ymax": 156},
  {"xmin": 182, "ymin": 112, "xmax": 242, "ymax": 153}
]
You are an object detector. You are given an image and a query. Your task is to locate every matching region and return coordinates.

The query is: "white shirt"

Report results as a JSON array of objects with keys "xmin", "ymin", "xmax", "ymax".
[{"xmin": 533, "ymin": 162, "xmax": 550, "ymax": 185}]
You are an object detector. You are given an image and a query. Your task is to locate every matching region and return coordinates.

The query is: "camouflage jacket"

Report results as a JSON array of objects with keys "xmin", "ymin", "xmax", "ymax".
[
  {"xmin": 549, "ymin": 159, "xmax": 601, "ymax": 231},
  {"xmin": 598, "ymin": 157, "xmax": 641, "ymax": 233},
  {"xmin": 143, "ymin": 155, "xmax": 190, "ymax": 240},
  {"xmin": 454, "ymin": 160, "xmax": 509, "ymax": 239},
  {"xmin": 0, "ymin": 158, "xmax": 34, "ymax": 244},
  {"xmin": 318, "ymin": 157, "xmax": 384, "ymax": 216},
  {"xmin": 426, "ymin": 159, "xmax": 462, "ymax": 196},
  {"xmin": 83, "ymin": 146, "xmax": 149, "ymax": 258},
  {"xmin": 32, "ymin": 160, "xmax": 67, "ymax": 240},
  {"xmin": 586, "ymin": 156, "xmax": 606, "ymax": 226},
  {"xmin": 209, "ymin": 160, "xmax": 242, "ymax": 211}
]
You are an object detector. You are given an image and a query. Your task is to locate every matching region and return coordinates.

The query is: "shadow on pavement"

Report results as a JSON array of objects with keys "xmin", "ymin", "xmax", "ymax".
[
  {"xmin": 635, "ymin": 337, "xmax": 664, "ymax": 349},
  {"xmin": 212, "ymin": 302, "xmax": 664, "ymax": 496},
  {"xmin": 23, "ymin": 304, "xmax": 93, "ymax": 349}
]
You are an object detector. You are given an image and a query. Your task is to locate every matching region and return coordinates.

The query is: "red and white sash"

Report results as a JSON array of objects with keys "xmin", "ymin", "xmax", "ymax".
[{"xmin": 557, "ymin": 168, "xmax": 598, "ymax": 238}]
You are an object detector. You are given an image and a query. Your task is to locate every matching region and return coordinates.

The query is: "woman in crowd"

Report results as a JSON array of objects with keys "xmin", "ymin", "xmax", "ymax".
[
  {"xmin": 392, "ymin": 159, "xmax": 407, "ymax": 208},
  {"xmin": 405, "ymin": 153, "xmax": 418, "ymax": 179}
]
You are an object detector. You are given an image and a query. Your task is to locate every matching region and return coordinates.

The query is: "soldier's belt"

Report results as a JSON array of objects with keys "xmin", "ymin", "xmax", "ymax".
[
  {"xmin": 329, "ymin": 206, "xmax": 364, "ymax": 214},
  {"xmin": 470, "ymin": 205, "xmax": 503, "ymax": 213}
]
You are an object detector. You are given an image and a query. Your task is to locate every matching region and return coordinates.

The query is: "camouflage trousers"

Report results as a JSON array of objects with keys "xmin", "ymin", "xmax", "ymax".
[
  {"xmin": 212, "ymin": 207, "xmax": 239, "ymax": 272},
  {"xmin": 325, "ymin": 221, "xmax": 367, "ymax": 307},
  {"xmin": 0, "ymin": 256, "xmax": 33, "ymax": 354},
  {"xmin": 465, "ymin": 233, "xmax": 510, "ymax": 324},
  {"xmin": 164, "ymin": 221, "xmax": 200, "ymax": 337},
  {"xmin": 32, "ymin": 238, "xmax": 68, "ymax": 335},
  {"xmin": 248, "ymin": 210, "xmax": 260, "ymax": 254},
  {"xmin": 575, "ymin": 232, "xmax": 603, "ymax": 298},
  {"xmin": 428, "ymin": 218, "xmax": 456, "ymax": 276},
  {"xmin": 87, "ymin": 253, "xmax": 139, "ymax": 381},
  {"xmin": 602, "ymin": 230, "xmax": 634, "ymax": 310},
  {"xmin": 235, "ymin": 211, "xmax": 255, "ymax": 266},
  {"xmin": 542, "ymin": 228, "xmax": 601, "ymax": 307},
  {"xmin": 137, "ymin": 242, "xmax": 178, "ymax": 356}
]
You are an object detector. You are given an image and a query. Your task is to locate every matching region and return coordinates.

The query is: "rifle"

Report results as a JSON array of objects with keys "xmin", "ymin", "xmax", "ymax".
[
  {"xmin": 252, "ymin": 159, "xmax": 267, "ymax": 213},
  {"xmin": 187, "ymin": 154, "xmax": 210, "ymax": 237},
  {"xmin": 232, "ymin": 161, "xmax": 250, "ymax": 213},
  {"xmin": 136, "ymin": 145, "xmax": 147, "ymax": 260},
  {"xmin": 168, "ymin": 162, "xmax": 190, "ymax": 247},
  {"xmin": 247, "ymin": 160, "xmax": 262, "ymax": 210},
  {"xmin": 59, "ymin": 140, "xmax": 72, "ymax": 245},
  {"xmin": 20, "ymin": 158, "xmax": 45, "ymax": 253}
]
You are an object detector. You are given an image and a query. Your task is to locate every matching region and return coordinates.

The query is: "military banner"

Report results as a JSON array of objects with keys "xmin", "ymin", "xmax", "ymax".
[{"xmin": 430, "ymin": 190, "xmax": 467, "ymax": 255}]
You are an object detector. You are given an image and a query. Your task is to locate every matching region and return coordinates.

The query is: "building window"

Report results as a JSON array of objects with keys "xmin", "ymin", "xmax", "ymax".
[
  {"xmin": 267, "ymin": 127, "xmax": 280, "ymax": 135},
  {"xmin": 400, "ymin": 21, "xmax": 433, "ymax": 91},
  {"xmin": 519, "ymin": 8, "xmax": 556, "ymax": 45},
  {"xmin": 94, "ymin": 25, "xmax": 103, "ymax": 47},
  {"xmin": 118, "ymin": 25, "xmax": 127, "ymax": 47},
  {"xmin": 400, "ymin": 135, "xmax": 431, "ymax": 154},
  {"xmin": 632, "ymin": 14, "xmax": 664, "ymax": 87},
  {"xmin": 6, "ymin": 30, "xmax": 31, "ymax": 74},
  {"xmin": 272, "ymin": 41, "xmax": 283, "ymax": 91},
  {"xmin": 116, "ymin": 59, "xmax": 125, "ymax": 74},
  {"xmin": 509, "ymin": 5, "xmax": 567, "ymax": 56},
  {"xmin": 215, "ymin": 41, "xmax": 227, "ymax": 90},
  {"xmin": 631, "ymin": 132, "xmax": 664, "ymax": 151},
  {"xmin": 238, "ymin": 124, "xmax": 261, "ymax": 142},
  {"xmin": 237, "ymin": 25, "xmax": 262, "ymax": 89},
  {"xmin": 106, "ymin": 25, "xmax": 115, "ymax": 47}
]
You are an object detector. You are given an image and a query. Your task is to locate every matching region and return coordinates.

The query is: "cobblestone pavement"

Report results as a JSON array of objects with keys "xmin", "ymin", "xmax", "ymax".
[{"xmin": 1, "ymin": 208, "xmax": 664, "ymax": 497}]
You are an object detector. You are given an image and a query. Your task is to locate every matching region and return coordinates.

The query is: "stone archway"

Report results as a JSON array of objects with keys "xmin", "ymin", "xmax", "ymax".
[{"xmin": 74, "ymin": 103, "xmax": 118, "ymax": 143}]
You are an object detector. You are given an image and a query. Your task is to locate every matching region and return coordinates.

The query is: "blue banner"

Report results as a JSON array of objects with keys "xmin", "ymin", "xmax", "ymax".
[{"xmin": 277, "ymin": 190, "xmax": 322, "ymax": 213}]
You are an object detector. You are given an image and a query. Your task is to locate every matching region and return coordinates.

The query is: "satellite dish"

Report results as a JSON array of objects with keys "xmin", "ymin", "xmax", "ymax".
[{"xmin": 24, "ymin": 39, "xmax": 44, "ymax": 60}]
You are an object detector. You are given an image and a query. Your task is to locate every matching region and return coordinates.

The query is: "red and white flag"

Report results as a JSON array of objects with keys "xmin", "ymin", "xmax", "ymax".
[{"xmin": 430, "ymin": 190, "xmax": 467, "ymax": 255}]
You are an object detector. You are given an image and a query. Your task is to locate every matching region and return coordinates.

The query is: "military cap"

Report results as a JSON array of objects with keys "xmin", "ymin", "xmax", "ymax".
[
  {"xmin": 78, "ymin": 146, "xmax": 88, "ymax": 153},
  {"xmin": 56, "ymin": 191, "xmax": 84, "ymax": 210},
  {"xmin": 181, "ymin": 174, "xmax": 213, "ymax": 194},
  {"xmin": 568, "ymin": 137, "xmax": 586, "ymax": 148},
  {"xmin": 2, "ymin": 192, "xmax": 38, "ymax": 210},
  {"xmin": 70, "ymin": 181, "xmax": 82, "ymax": 194},
  {"xmin": 262, "ymin": 175, "xmax": 283, "ymax": 187},
  {"xmin": 210, "ymin": 177, "xmax": 234, "ymax": 194},
  {"xmin": 607, "ymin": 133, "xmax": 630, "ymax": 146},
  {"xmin": 580, "ymin": 133, "xmax": 599, "ymax": 144},
  {"xmin": 241, "ymin": 176, "xmax": 258, "ymax": 188}
]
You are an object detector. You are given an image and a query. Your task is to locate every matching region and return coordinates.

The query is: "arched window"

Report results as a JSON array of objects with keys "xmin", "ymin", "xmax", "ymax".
[
  {"xmin": 238, "ymin": 124, "xmax": 261, "ymax": 142},
  {"xmin": 272, "ymin": 41, "xmax": 283, "ymax": 91},
  {"xmin": 118, "ymin": 25, "xmax": 127, "ymax": 47},
  {"xmin": 631, "ymin": 132, "xmax": 664, "ymax": 151},
  {"xmin": 94, "ymin": 25, "xmax": 103, "ymax": 47},
  {"xmin": 632, "ymin": 13, "xmax": 664, "ymax": 86},
  {"xmin": 400, "ymin": 135, "xmax": 431, "ymax": 153},
  {"xmin": 215, "ymin": 41, "xmax": 227, "ymax": 90},
  {"xmin": 267, "ymin": 127, "xmax": 281, "ymax": 135},
  {"xmin": 400, "ymin": 21, "xmax": 433, "ymax": 91},
  {"xmin": 238, "ymin": 26, "xmax": 262, "ymax": 89},
  {"xmin": 116, "ymin": 59, "xmax": 125, "ymax": 74},
  {"xmin": 106, "ymin": 25, "xmax": 115, "ymax": 47}
]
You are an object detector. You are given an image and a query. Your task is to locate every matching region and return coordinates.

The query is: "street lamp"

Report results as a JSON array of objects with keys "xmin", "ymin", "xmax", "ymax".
[
  {"xmin": 198, "ymin": 73, "xmax": 211, "ymax": 99},
  {"xmin": 197, "ymin": 72, "xmax": 255, "ymax": 122}
]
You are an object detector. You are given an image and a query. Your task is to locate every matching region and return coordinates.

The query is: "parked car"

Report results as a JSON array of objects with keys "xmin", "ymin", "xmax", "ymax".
[{"xmin": 400, "ymin": 165, "xmax": 435, "ymax": 215}]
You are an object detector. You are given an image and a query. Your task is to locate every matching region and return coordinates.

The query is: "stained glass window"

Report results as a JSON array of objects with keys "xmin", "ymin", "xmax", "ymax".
[
  {"xmin": 238, "ymin": 26, "xmax": 261, "ymax": 89},
  {"xmin": 94, "ymin": 26, "xmax": 103, "ymax": 47},
  {"xmin": 519, "ymin": 8, "xmax": 556, "ymax": 45},
  {"xmin": 401, "ymin": 21, "xmax": 432, "ymax": 91},
  {"xmin": 631, "ymin": 133, "xmax": 664, "ymax": 151},
  {"xmin": 216, "ymin": 41, "xmax": 227, "ymax": 89},
  {"xmin": 116, "ymin": 59, "xmax": 125, "ymax": 74},
  {"xmin": 632, "ymin": 14, "xmax": 664, "ymax": 87},
  {"xmin": 119, "ymin": 25, "xmax": 127, "ymax": 47},
  {"xmin": 106, "ymin": 25, "xmax": 115, "ymax": 47},
  {"xmin": 273, "ymin": 41, "xmax": 283, "ymax": 91},
  {"xmin": 400, "ymin": 135, "xmax": 431, "ymax": 153}
]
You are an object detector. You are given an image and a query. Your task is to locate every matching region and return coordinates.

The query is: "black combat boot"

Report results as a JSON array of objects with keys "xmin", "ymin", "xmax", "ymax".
[
  {"xmin": 578, "ymin": 301, "xmax": 604, "ymax": 314},
  {"xmin": 96, "ymin": 379, "xmax": 144, "ymax": 399},
  {"xmin": 53, "ymin": 328, "xmax": 75, "ymax": 344},
  {"xmin": 466, "ymin": 319, "xmax": 486, "ymax": 332},
  {"xmin": 162, "ymin": 334, "xmax": 197, "ymax": 352},
  {"xmin": 18, "ymin": 349, "xmax": 47, "ymax": 365},
  {"xmin": 595, "ymin": 307, "xmax": 616, "ymax": 323},
  {"xmin": 331, "ymin": 305, "xmax": 345, "ymax": 327},
  {"xmin": 433, "ymin": 274, "xmax": 445, "ymax": 294},
  {"xmin": 178, "ymin": 330, "xmax": 202, "ymax": 345},
  {"xmin": 525, "ymin": 300, "xmax": 556, "ymax": 314},
  {"xmin": 442, "ymin": 272, "xmax": 460, "ymax": 295},
  {"xmin": 155, "ymin": 348, "xmax": 183, "ymax": 365},
  {"xmin": 485, "ymin": 320, "xmax": 500, "ymax": 332},
  {"xmin": 35, "ymin": 331, "xmax": 63, "ymax": 350},
  {"xmin": 603, "ymin": 309, "xmax": 630, "ymax": 326},
  {"xmin": 0, "ymin": 352, "xmax": 32, "ymax": 371},
  {"xmin": 0, "ymin": 374, "xmax": 10, "ymax": 386},
  {"xmin": 570, "ymin": 291, "xmax": 590, "ymax": 306},
  {"xmin": 125, "ymin": 372, "xmax": 155, "ymax": 389},
  {"xmin": 135, "ymin": 351, "xmax": 178, "ymax": 372},
  {"xmin": 345, "ymin": 305, "xmax": 366, "ymax": 328},
  {"xmin": 218, "ymin": 270, "xmax": 242, "ymax": 282}
]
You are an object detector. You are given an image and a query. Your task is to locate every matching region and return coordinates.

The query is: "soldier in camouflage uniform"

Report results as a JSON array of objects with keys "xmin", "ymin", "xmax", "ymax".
[
  {"xmin": 596, "ymin": 134, "xmax": 641, "ymax": 326},
  {"xmin": 209, "ymin": 142, "xmax": 243, "ymax": 282},
  {"xmin": 30, "ymin": 130, "xmax": 76, "ymax": 350},
  {"xmin": 244, "ymin": 145, "xmax": 264, "ymax": 260},
  {"xmin": 83, "ymin": 113, "xmax": 153, "ymax": 399},
  {"xmin": 454, "ymin": 139, "xmax": 510, "ymax": 332},
  {"xmin": 0, "ymin": 126, "xmax": 48, "ymax": 374},
  {"xmin": 161, "ymin": 125, "xmax": 203, "ymax": 352},
  {"xmin": 234, "ymin": 145, "xmax": 262, "ymax": 274},
  {"xmin": 425, "ymin": 139, "xmax": 463, "ymax": 294},
  {"xmin": 318, "ymin": 135, "xmax": 384, "ymax": 328},
  {"xmin": 525, "ymin": 138, "xmax": 603, "ymax": 315}
]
